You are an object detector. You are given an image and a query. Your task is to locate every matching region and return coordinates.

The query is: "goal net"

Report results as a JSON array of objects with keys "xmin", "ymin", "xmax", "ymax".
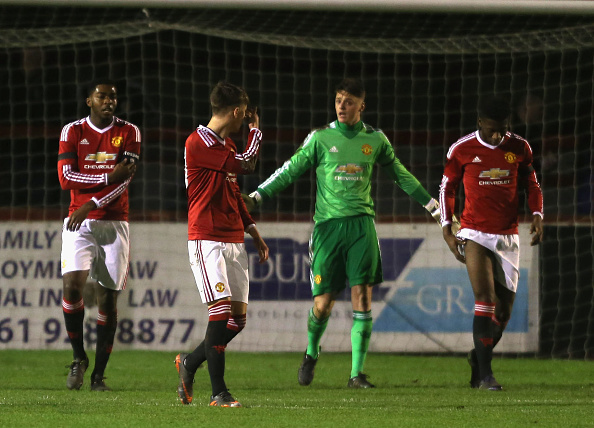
[{"xmin": 0, "ymin": 6, "xmax": 592, "ymax": 358}]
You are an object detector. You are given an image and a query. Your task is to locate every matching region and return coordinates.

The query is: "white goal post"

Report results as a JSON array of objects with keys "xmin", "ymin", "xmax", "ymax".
[{"xmin": 3, "ymin": 0, "xmax": 594, "ymax": 14}]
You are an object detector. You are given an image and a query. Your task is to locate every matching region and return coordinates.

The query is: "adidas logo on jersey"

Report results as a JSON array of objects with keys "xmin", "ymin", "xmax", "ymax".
[
  {"xmin": 79, "ymin": 138, "xmax": 90, "ymax": 145},
  {"xmin": 329, "ymin": 146, "xmax": 338, "ymax": 153},
  {"xmin": 472, "ymin": 156, "xmax": 482, "ymax": 162}
]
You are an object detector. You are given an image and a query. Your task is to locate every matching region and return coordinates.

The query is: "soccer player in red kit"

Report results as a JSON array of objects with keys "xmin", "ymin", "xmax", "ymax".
[
  {"xmin": 58, "ymin": 80, "xmax": 141, "ymax": 391},
  {"xmin": 439, "ymin": 96, "xmax": 543, "ymax": 391},
  {"xmin": 175, "ymin": 81, "xmax": 268, "ymax": 407}
]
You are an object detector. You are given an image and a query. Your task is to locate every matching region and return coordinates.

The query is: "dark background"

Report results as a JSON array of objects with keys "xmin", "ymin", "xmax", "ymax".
[
  {"xmin": 0, "ymin": 7, "xmax": 592, "ymax": 222},
  {"xmin": 0, "ymin": 6, "xmax": 592, "ymax": 358}
]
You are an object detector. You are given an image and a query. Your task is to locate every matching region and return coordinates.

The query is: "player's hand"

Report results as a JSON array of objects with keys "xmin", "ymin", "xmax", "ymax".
[
  {"xmin": 246, "ymin": 106, "xmax": 259, "ymax": 130},
  {"xmin": 442, "ymin": 225, "xmax": 466, "ymax": 264},
  {"xmin": 241, "ymin": 193, "xmax": 256, "ymax": 212},
  {"xmin": 529, "ymin": 214, "xmax": 543, "ymax": 246},
  {"xmin": 451, "ymin": 214, "xmax": 461, "ymax": 235},
  {"xmin": 240, "ymin": 157, "xmax": 257, "ymax": 173},
  {"xmin": 253, "ymin": 235, "xmax": 269, "ymax": 264},
  {"xmin": 247, "ymin": 226, "xmax": 268, "ymax": 263},
  {"xmin": 66, "ymin": 201, "xmax": 96, "ymax": 231},
  {"xmin": 107, "ymin": 159, "xmax": 136, "ymax": 184}
]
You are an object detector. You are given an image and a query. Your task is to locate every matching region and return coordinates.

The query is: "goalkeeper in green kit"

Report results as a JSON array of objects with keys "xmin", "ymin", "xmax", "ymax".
[{"xmin": 246, "ymin": 78, "xmax": 441, "ymax": 388}]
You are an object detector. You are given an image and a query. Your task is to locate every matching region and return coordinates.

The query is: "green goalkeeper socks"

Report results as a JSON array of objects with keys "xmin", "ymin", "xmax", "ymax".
[
  {"xmin": 351, "ymin": 310, "xmax": 373, "ymax": 378},
  {"xmin": 306, "ymin": 308, "xmax": 328, "ymax": 359}
]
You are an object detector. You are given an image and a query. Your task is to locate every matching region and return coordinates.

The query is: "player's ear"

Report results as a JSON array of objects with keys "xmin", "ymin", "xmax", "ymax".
[
  {"xmin": 86, "ymin": 97, "xmax": 92, "ymax": 108},
  {"xmin": 360, "ymin": 102, "xmax": 366, "ymax": 112}
]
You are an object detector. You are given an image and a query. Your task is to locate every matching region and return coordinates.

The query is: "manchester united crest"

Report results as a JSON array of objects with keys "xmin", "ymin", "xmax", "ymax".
[
  {"xmin": 314, "ymin": 275, "xmax": 322, "ymax": 285},
  {"xmin": 111, "ymin": 136, "xmax": 123, "ymax": 147},
  {"xmin": 504, "ymin": 152, "xmax": 516, "ymax": 163},
  {"xmin": 361, "ymin": 144, "xmax": 372, "ymax": 155},
  {"xmin": 215, "ymin": 282, "xmax": 226, "ymax": 292}
]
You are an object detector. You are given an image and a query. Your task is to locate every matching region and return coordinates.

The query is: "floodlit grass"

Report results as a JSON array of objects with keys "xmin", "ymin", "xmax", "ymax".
[{"xmin": 0, "ymin": 351, "xmax": 591, "ymax": 427}]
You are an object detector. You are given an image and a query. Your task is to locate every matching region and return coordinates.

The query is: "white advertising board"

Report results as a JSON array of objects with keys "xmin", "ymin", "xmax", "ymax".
[{"xmin": 0, "ymin": 221, "xmax": 538, "ymax": 353}]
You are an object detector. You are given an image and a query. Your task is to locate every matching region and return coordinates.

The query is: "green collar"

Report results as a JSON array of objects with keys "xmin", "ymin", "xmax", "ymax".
[{"xmin": 335, "ymin": 120, "xmax": 363, "ymax": 133}]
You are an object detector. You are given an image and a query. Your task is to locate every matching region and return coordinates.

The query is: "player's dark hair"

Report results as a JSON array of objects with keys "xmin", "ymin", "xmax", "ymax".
[
  {"xmin": 335, "ymin": 78, "xmax": 365, "ymax": 99},
  {"xmin": 210, "ymin": 81, "xmax": 249, "ymax": 114},
  {"xmin": 86, "ymin": 79, "xmax": 118, "ymax": 97},
  {"xmin": 478, "ymin": 96, "xmax": 511, "ymax": 122}
]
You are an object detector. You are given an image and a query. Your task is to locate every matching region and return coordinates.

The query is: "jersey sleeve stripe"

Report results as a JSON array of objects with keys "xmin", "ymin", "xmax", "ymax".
[
  {"xmin": 197, "ymin": 127, "xmax": 219, "ymax": 147},
  {"xmin": 438, "ymin": 175, "xmax": 450, "ymax": 225},
  {"xmin": 235, "ymin": 128, "xmax": 261, "ymax": 161},
  {"xmin": 92, "ymin": 178, "xmax": 131, "ymax": 208},
  {"xmin": 124, "ymin": 120, "xmax": 142, "ymax": 142},
  {"xmin": 60, "ymin": 118, "xmax": 85, "ymax": 141},
  {"xmin": 60, "ymin": 123, "xmax": 72, "ymax": 141},
  {"xmin": 259, "ymin": 159, "xmax": 291, "ymax": 190},
  {"xmin": 62, "ymin": 164, "xmax": 107, "ymax": 185},
  {"xmin": 446, "ymin": 132, "xmax": 475, "ymax": 159}
]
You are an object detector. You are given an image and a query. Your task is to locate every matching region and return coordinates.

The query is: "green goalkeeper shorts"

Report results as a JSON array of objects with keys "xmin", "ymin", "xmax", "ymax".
[{"xmin": 309, "ymin": 214, "xmax": 383, "ymax": 296}]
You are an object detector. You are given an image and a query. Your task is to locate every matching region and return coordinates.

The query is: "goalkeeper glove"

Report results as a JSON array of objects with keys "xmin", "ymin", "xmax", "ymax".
[
  {"xmin": 424, "ymin": 198, "xmax": 462, "ymax": 233},
  {"xmin": 424, "ymin": 198, "xmax": 441, "ymax": 224},
  {"xmin": 248, "ymin": 191, "xmax": 262, "ymax": 208}
]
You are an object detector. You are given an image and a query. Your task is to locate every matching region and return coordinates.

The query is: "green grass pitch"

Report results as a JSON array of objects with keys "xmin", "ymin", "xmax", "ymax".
[{"xmin": 0, "ymin": 350, "xmax": 591, "ymax": 427}]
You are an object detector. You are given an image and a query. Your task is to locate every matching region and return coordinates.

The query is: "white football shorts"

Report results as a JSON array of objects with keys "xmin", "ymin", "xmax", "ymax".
[
  {"xmin": 457, "ymin": 228, "xmax": 520, "ymax": 293},
  {"xmin": 188, "ymin": 240, "xmax": 249, "ymax": 304},
  {"xmin": 61, "ymin": 218, "xmax": 130, "ymax": 291}
]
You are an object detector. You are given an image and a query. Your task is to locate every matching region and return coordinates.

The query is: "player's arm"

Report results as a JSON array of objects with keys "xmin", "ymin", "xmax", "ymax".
[
  {"xmin": 376, "ymin": 132, "xmax": 442, "ymax": 222},
  {"xmin": 235, "ymin": 188, "xmax": 268, "ymax": 264},
  {"xmin": 225, "ymin": 128, "xmax": 262, "ymax": 174},
  {"xmin": 439, "ymin": 152, "xmax": 466, "ymax": 263},
  {"xmin": 190, "ymin": 128, "xmax": 262, "ymax": 175},
  {"xmin": 246, "ymin": 224, "xmax": 269, "ymax": 264},
  {"xmin": 519, "ymin": 144, "xmax": 544, "ymax": 245},
  {"xmin": 233, "ymin": 181, "xmax": 257, "ymax": 232},
  {"xmin": 247, "ymin": 131, "xmax": 317, "ymax": 208}
]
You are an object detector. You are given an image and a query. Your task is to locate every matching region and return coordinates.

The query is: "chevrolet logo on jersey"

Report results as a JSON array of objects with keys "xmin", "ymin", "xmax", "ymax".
[
  {"xmin": 85, "ymin": 152, "xmax": 118, "ymax": 163},
  {"xmin": 479, "ymin": 168, "xmax": 510, "ymax": 180},
  {"xmin": 336, "ymin": 164, "xmax": 363, "ymax": 174}
]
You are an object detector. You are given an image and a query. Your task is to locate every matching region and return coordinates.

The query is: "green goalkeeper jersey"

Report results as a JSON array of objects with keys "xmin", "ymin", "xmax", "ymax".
[{"xmin": 257, "ymin": 120, "xmax": 432, "ymax": 224}]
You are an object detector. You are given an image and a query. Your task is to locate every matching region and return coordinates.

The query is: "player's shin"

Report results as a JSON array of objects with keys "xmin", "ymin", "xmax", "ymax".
[
  {"xmin": 92, "ymin": 310, "xmax": 117, "ymax": 380},
  {"xmin": 205, "ymin": 301, "xmax": 231, "ymax": 396},
  {"xmin": 473, "ymin": 301, "xmax": 496, "ymax": 379},
  {"xmin": 62, "ymin": 297, "xmax": 86, "ymax": 360},
  {"xmin": 184, "ymin": 313, "xmax": 245, "ymax": 372},
  {"xmin": 351, "ymin": 310, "xmax": 372, "ymax": 378},
  {"xmin": 491, "ymin": 316, "xmax": 508, "ymax": 349},
  {"xmin": 306, "ymin": 308, "xmax": 329, "ymax": 358}
]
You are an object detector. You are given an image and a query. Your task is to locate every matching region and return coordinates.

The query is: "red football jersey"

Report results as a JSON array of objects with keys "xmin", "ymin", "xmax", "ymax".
[
  {"xmin": 57, "ymin": 116, "xmax": 141, "ymax": 221},
  {"xmin": 439, "ymin": 131, "xmax": 543, "ymax": 234},
  {"xmin": 185, "ymin": 125, "xmax": 261, "ymax": 242}
]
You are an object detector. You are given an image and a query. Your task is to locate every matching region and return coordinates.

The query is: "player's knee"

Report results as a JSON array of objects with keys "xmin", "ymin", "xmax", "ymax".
[
  {"xmin": 96, "ymin": 289, "xmax": 119, "ymax": 313},
  {"xmin": 473, "ymin": 290, "xmax": 496, "ymax": 303},
  {"xmin": 313, "ymin": 301, "xmax": 332, "ymax": 319}
]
